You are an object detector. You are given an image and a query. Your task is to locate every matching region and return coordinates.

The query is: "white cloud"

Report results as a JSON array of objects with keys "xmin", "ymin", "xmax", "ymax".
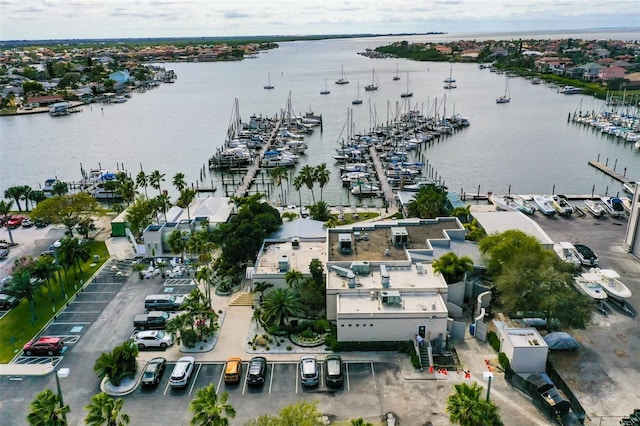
[{"xmin": 0, "ymin": 0, "xmax": 638, "ymax": 40}]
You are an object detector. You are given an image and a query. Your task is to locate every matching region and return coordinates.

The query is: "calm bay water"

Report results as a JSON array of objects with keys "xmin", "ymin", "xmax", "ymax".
[{"xmin": 1, "ymin": 30, "xmax": 639, "ymax": 207}]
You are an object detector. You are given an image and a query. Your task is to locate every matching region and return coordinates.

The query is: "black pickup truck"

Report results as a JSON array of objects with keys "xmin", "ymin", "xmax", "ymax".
[{"xmin": 133, "ymin": 311, "xmax": 174, "ymax": 330}]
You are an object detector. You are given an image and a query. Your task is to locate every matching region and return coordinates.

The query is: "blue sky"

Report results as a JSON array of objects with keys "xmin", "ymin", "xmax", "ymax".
[{"xmin": 1, "ymin": 0, "xmax": 638, "ymax": 40}]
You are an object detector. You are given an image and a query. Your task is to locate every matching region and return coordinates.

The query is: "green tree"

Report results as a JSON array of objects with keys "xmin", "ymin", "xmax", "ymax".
[
  {"xmin": 0, "ymin": 199, "xmax": 13, "ymax": 217},
  {"xmin": 166, "ymin": 288, "xmax": 218, "ymax": 348},
  {"xmin": 32, "ymin": 254, "xmax": 59, "ymax": 302},
  {"xmin": 93, "ymin": 342, "xmax": 139, "ymax": 386},
  {"xmin": 51, "ymin": 181, "xmax": 69, "ymax": 196},
  {"xmin": 189, "ymin": 384, "xmax": 236, "ymax": 426},
  {"xmin": 269, "ymin": 166, "xmax": 288, "ymax": 203},
  {"xmin": 3, "ymin": 268, "xmax": 41, "ymax": 324},
  {"xmin": 177, "ymin": 188, "xmax": 197, "ymax": 221},
  {"xmin": 135, "ymin": 171, "xmax": 149, "ymax": 199},
  {"xmin": 292, "ymin": 174, "xmax": 304, "ymax": 213},
  {"xmin": 245, "ymin": 401, "xmax": 324, "ymax": 426},
  {"xmin": 406, "ymin": 184, "xmax": 448, "ymax": 218},
  {"xmin": 4, "ymin": 186, "xmax": 24, "ymax": 211},
  {"xmin": 84, "ymin": 392, "xmax": 130, "ymax": 426},
  {"xmin": 253, "ymin": 281, "xmax": 273, "ymax": 303},
  {"xmin": 350, "ymin": 419, "xmax": 373, "ymax": 426},
  {"xmin": 172, "ymin": 172, "xmax": 187, "ymax": 192},
  {"xmin": 432, "ymin": 252, "xmax": 473, "ymax": 284},
  {"xmin": 309, "ymin": 201, "xmax": 330, "ymax": 221},
  {"xmin": 284, "ymin": 269, "xmax": 303, "ymax": 289},
  {"xmin": 124, "ymin": 197, "xmax": 154, "ymax": 239},
  {"xmin": 115, "ymin": 174, "xmax": 136, "ymax": 206},
  {"xmin": 77, "ymin": 217, "xmax": 97, "ymax": 240},
  {"xmin": 450, "ymin": 205, "xmax": 471, "ymax": 223},
  {"xmin": 148, "ymin": 170, "xmax": 166, "ymax": 197},
  {"xmin": 298, "ymin": 165, "xmax": 316, "ymax": 203},
  {"xmin": 314, "ymin": 163, "xmax": 330, "ymax": 202},
  {"xmin": 309, "ymin": 259, "xmax": 324, "ymax": 284},
  {"xmin": 167, "ymin": 229, "xmax": 189, "ymax": 262},
  {"xmin": 27, "ymin": 388, "xmax": 70, "ymax": 426},
  {"xmin": 28, "ymin": 190, "xmax": 47, "ymax": 208},
  {"xmin": 23, "ymin": 80, "xmax": 44, "ymax": 94},
  {"xmin": 260, "ymin": 288, "xmax": 304, "ymax": 327},
  {"xmin": 446, "ymin": 382, "xmax": 503, "ymax": 426},
  {"xmin": 155, "ymin": 193, "xmax": 172, "ymax": 223},
  {"xmin": 30, "ymin": 193, "xmax": 101, "ymax": 236}
]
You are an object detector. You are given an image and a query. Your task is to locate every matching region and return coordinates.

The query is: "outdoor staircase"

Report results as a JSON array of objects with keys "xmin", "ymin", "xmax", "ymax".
[
  {"xmin": 229, "ymin": 292, "xmax": 254, "ymax": 306},
  {"xmin": 419, "ymin": 345, "xmax": 431, "ymax": 368}
]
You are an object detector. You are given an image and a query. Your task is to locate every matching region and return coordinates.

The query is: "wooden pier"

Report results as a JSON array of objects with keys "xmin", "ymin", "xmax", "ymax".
[
  {"xmin": 232, "ymin": 121, "xmax": 281, "ymax": 199},
  {"xmin": 588, "ymin": 160, "xmax": 632, "ymax": 184},
  {"xmin": 369, "ymin": 147, "xmax": 395, "ymax": 207}
]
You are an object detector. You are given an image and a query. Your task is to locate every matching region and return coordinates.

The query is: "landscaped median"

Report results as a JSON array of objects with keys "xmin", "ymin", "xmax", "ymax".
[{"xmin": 0, "ymin": 241, "xmax": 110, "ymax": 363}]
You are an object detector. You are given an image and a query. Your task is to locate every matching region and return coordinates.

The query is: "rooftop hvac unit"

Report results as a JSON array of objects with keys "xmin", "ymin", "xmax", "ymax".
[
  {"xmin": 347, "ymin": 272, "xmax": 356, "ymax": 288},
  {"xmin": 350, "ymin": 261, "xmax": 371, "ymax": 275},
  {"xmin": 380, "ymin": 265, "xmax": 390, "ymax": 288},
  {"xmin": 381, "ymin": 290, "xmax": 401, "ymax": 306},
  {"xmin": 278, "ymin": 255, "xmax": 289, "ymax": 272},
  {"xmin": 330, "ymin": 265, "xmax": 352, "ymax": 277},
  {"xmin": 291, "ymin": 236, "xmax": 300, "ymax": 248}
]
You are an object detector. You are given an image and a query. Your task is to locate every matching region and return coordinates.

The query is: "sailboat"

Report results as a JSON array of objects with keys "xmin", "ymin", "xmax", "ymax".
[
  {"xmin": 335, "ymin": 64, "xmax": 349, "ymax": 85},
  {"xmin": 263, "ymin": 72, "xmax": 274, "ymax": 90},
  {"xmin": 400, "ymin": 72, "xmax": 413, "ymax": 98},
  {"xmin": 393, "ymin": 63, "xmax": 400, "ymax": 81},
  {"xmin": 352, "ymin": 81, "xmax": 363, "ymax": 105},
  {"xmin": 443, "ymin": 64, "xmax": 457, "ymax": 89},
  {"xmin": 320, "ymin": 78, "xmax": 330, "ymax": 95},
  {"xmin": 364, "ymin": 69, "xmax": 379, "ymax": 91},
  {"xmin": 496, "ymin": 78, "xmax": 510, "ymax": 103}
]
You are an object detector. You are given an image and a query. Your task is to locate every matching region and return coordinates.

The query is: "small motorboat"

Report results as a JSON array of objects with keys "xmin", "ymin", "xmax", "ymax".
[
  {"xmin": 551, "ymin": 195, "xmax": 574, "ymax": 216},
  {"xmin": 573, "ymin": 273, "xmax": 608, "ymax": 300},
  {"xmin": 553, "ymin": 242, "xmax": 581, "ymax": 268},
  {"xmin": 488, "ymin": 194, "xmax": 520, "ymax": 212},
  {"xmin": 589, "ymin": 268, "xmax": 632, "ymax": 301},
  {"xmin": 601, "ymin": 196, "xmax": 626, "ymax": 218},
  {"xmin": 351, "ymin": 183, "xmax": 380, "ymax": 196},
  {"xmin": 584, "ymin": 199, "xmax": 607, "ymax": 217},
  {"xmin": 532, "ymin": 195, "xmax": 556, "ymax": 216}
]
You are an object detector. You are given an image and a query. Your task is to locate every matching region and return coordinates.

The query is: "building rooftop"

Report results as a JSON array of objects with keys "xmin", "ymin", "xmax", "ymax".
[
  {"xmin": 470, "ymin": 210, "xmax": 554, "ymax": 247},
  {"xmin": 504, "ymin": 328, "xmax": 548, "ymax": 348},
  {"xmin": 327, "ymin": 262, "xmax": 447, "ymax": 292},
  {"xmin": 336, "ymin": 291, "xmax": 447, "ymax": 317},
  {"xmin": 254, "ymin": 239, "xmax": 326, "ymax": 275}
]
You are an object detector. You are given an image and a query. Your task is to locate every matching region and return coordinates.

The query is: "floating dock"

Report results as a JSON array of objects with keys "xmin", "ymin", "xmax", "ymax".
[{"xmin": 588, "ymin": 160, "xmax": 632, "ymax": 184}]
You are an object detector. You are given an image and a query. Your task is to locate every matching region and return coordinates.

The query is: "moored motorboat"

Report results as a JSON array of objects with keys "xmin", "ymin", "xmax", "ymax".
[
  {"xmin": 621, "ymin": 196, "xmax": 632, "ymax": 215},
  {"xmin": 511, "ymin": 195, "xmax": 536, "ymax": 215},
  {"xmin": 622, "ymin": 181, "xmax": 637, "ymax": 196},
  {"xmin": 584, "ymin": 199, "xmax": 607, "ymax": 217},
  {"xmin": 551, "ymin": 195, "xmax": 574, "ymax": 216},
  {"xmin": 601, "ymin": 196, "xmax": 625, "ymax": 218},
  {"xmin": 573, "ymin": 243, "xmax": 598, "ymax": 267},
  {"xmin": 351, "ymin": 183, "xmax": 380, "ymax": 196},
  {"xmin": 588, "ymin": 268, "xmax": 632, "ymax": 301},
  {"xmin": 553, "ymin": 242, "xmax": 581, "ymax": 268},
  {"xmin": 559, "ymin": 85, "xmax": 583, "ymax": 94},
  {"xmin": 488, "ymin": 194, "xmax": 519, "ymax": 212},
  {"xmin": 573, "ymin": 273, "xmax": 608, "ymax": 300},
  {"xmin": 532, "ymin": 195, "xmax": 556, "ymax": 215}
]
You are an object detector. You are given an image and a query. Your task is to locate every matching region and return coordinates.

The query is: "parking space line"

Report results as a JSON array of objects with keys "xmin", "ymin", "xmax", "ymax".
[
  {"xmin": 295, "ymin": 363, "xmax": 299, "ymax": 394},
  {"xmin": 242, "ymin": 362, "xmax": 248, "ymax": 394},
  {"xmin": 345, "ymin": 362, "xmax": 350, "ymax": 391},
  {"xmin": 162, "ymin": 378, "xmax": 171, "ymax": 396},
  {"xmin": 69, "ymin": 301, "xmax": 109, "ymax": 303},
  {"xmin": 215, "ymin": 366, "xmax": 224, "ymax": 394},
  {"xmin": 56, "ymin": 311, "xmax": 101, "ymax": 314},
  {"xmin": 80, "ymin": 291, "xmax": 117, "ymax": 294},
  {"xmin": 50, "ymin": 321, "xmax": 92, "ymax": 325},
  {"xmin": 268, "ymin": 362, "xmax": 274, "ymax": 395},
  {"xmin": 188, "ymin": 364, "xmax": 202, "ymax": 396},
  {"xmin": 370, "ymin": 361, "xmax": 376, "ymax": 390}
]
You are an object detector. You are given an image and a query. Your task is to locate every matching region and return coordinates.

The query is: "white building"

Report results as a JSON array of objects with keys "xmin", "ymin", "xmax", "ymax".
[{"xmin": 495, "ymin": 323, "xmax": 548, "ymax": 374}]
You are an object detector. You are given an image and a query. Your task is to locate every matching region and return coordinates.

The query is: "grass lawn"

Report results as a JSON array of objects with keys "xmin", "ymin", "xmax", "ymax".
[{"xmin": 0, "ymin": 241, "xmax": 109, "ymax": 363}]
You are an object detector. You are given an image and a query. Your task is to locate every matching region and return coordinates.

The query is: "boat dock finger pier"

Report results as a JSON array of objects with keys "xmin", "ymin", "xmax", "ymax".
[{"xmin": 588, "ymin": 159, "xmax": 633, "ymax": 185}]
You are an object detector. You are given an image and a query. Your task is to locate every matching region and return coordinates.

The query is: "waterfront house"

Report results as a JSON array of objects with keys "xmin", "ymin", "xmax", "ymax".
[
  {"xmin": 26, "ymin": 94, "xmax": 64, "ymax": 107},
  {"xmin": 577, "ymin": 62, "xmax": 604, "ymax": 81},
  {"xmin": 598, "ymin": 66, "xmax": 627, "ymax": 83}
]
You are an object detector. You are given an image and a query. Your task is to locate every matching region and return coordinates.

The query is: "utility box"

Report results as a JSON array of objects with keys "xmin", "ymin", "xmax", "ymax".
[
  {"xmin": 339, "ymin": 234, "xmax": 352, "ymax": 254},
  {"xmin": 350, "ymin": 261, "xmax": 370, "ymax": 275},
  {"xmin": 278, "ymin": 255, "xmax": 290, "ymax": 272},
  {"xmin": 391, "ymin": 227, "xmax": 408, "ymax": 246}
]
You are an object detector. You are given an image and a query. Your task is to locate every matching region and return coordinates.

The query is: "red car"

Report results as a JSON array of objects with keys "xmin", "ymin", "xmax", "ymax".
[
  {"xmin": 23, "ymin": 336, "xmax": 65, "ymax": 356},
  {"xmin": 6, "ymin": 216, "xmax": 26, "ymax": 229}
]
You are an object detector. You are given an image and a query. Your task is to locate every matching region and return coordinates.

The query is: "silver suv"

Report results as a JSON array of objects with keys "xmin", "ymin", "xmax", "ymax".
[
  {"xmin": 300, "ymin": 355, "xmax": 319, "ymax": 387},
  {"xmin": 170, "ymin": 356, "xmax": 195, "ymax": 387}
]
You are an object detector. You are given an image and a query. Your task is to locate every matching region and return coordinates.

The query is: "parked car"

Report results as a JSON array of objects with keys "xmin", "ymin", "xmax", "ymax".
[
  {"xmin": 300, "ymin": 355, "xmax": 319, "ymax": 387},
  {"xmin": 0, "ymin": 293, "xmax": 20, "ymax": 310},
  {"xmin": 573, "ymin": 243, "xmax": 598, "ymax": 266},
  {"xmin": 144, "ymin": 294, "xmax": 186, "ymax": 311},
  {"xmin": 132, "ymin": 330, "xmax": 174, "ymax": 350},
  {"xmin": 0, "ymin": 275, "xmax": 13, "ymax": 290},
  {"xmin": 6, "ymin": 216, "xmax": 26, "ymax": 229},
  {"xmin": 170, "ymin": 356, "xmax": 195, "ymax": 387},
  {"xmin": 224, "ymin": 357, "xmax": 243, "ymax": 384},
  {"xmin": 247, "ymin": 356, "xmax": 267, "ymax": 386},
  {"xmin": 34, "ymin": 218, "xmax": 49, "ymax": 228},
  {"xmin": 324, "ymin": 354, "xmax": 344, "ymax": 387},
  {"xmin": 141, "ymin": 357, "xmax": 167, "ymax": 386},
  {"xmin": 133, "ymin": 311, "xmax": 175, "ymax": 330},
  {"xmin": 21, "ymin": 218, "xmax": 33, "ymax": 228},
  {"xmin": 23, "ymin": 336, "xmax": 65, "ymax": 356},
  {"xmin": 0, "ymin": 248, "xmax": 9, "ymax": 259}
]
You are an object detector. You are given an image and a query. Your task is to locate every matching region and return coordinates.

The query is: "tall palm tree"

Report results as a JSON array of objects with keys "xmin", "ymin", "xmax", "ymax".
[
  {"xmin": 27, "ymin": 388, "xmax": 70, "ymax": 426},
  {"xmin": 4, "ymin": 269, "xmax": 40, "ymax": 323},
  {"xmin": 314, "ymin": 163, "xmax": 330, "ymax": 202},
  {"xmin": 298, "ymin": 165, "xmax": 316, "ymax": 203},
  {"xmin": 20, "ymin": 185, "xmax": 33, "ymax": 211},
  {"xmin": 177, "ymin": 188, "xmax": 197, "ymax": 221},
  {"xmin": 135, "ymin": 170, "xmax": 149, "ymax": 199},
  {"xmin": 446, "ymin": 382, "xmax": 503, "ymax": 426},
  {"xmin": 4, "ymin": 186, "xmax": 23, "ymax": 211},
  {"xmin": 155, "ymin": 193, "xmax": 172, "ymax": 223},
  {"xmin": 115, "ymin": 175, "xmax": 135, "ymax": 206},
  {"xmin": 51, "ymin": 181, "xmax": 69, "ymax": 196},
  {"xmin": 32, "ymin": 255, "xmax": 58, "ymax": 302},
  {"xmin": 0, "ymin": 199, "xmax": 13, "ymax": 217},
  {"xmin": 269, "ymin": 166, "xmax": 288, "ymax": 203},
  {"xmin": 350, "ymin": 419, "xmax": 373, "ymax": 426},
  {"xmin": 85, "ymin": 392, "xmax": 130, "ymax": 426},
  {"xmin": 148, "ymin": 170, "xmax": 166, "ymax": 197},
  {"xmin": 292, "ymin": 175, "xmax": 304, "ymax": 214},
  {"xmin": 261, "ymin": 288, "xmax": 304, "ymax": 327},
  {"xmin": 167, "ymin": 230, "xmax": 188, "ymax": 262},
  {"xmin": 189, "ymin": 384, "xmax": 236, "ymax": 426},
  {"xmin": 253, "ymin": 281, "xmax": 274, "ymax": 302},
  {"xmin": 284, "ymin": 269, "xmax": 303, "ymax": 289},
  {"xmin": 432, "ymin": 252, "xmax": 473, "ymax": 284},
  {"xmin": 28, "ymin": 190, "xmax": 47, "ymax": 208},
  {"xmin": 172, "ymin": 172, "xmax": 187, "ymax": 192}
]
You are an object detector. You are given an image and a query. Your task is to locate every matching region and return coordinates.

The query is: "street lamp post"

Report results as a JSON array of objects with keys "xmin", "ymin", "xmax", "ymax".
[
  {"xmin": 52, "ymin": 241, "xmax": 66, "ymax": 299},
  {"xmin": 52, "ymin": 362, "xmax": 69, "ymax": 423},
  {"xmin": 483, "ymin": 371, "xmax": 494, "ymax": 402}
]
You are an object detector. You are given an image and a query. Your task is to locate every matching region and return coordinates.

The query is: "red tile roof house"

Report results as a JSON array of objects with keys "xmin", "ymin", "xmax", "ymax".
[
  {"xmin": 26, "ymin": 95, "xmax": 64, "ymax": 107},
  {"xmin": 599, "ymin": 66, "xmax": 627, "ymax": 83}
]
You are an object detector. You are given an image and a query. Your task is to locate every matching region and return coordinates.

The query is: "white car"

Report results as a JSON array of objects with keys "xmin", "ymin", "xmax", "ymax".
[
  {"xmin": 170, "ymin": 356, "xmax": 195, "ymax": 387},
  {"xmin": 168, "ymin": 267, "xmax": 184, "ymax": 279},
  {"xmin": 133, "ymin": 330, "xmax": 174, "ymax": 350}
]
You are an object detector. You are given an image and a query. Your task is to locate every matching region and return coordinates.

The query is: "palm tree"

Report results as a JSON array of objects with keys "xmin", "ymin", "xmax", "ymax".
[
  {"xmin": 446, "ymin": 382, "xmax": 503, "ymax": 426},
  {"xmin": 167, "ymin": 229, "xmax": 188, "ymax": 262},
  {"xmin": 148, "ymin": 170, "xmax": 166, "ymax": 197},
  {"xmin": 309, "ymin": 200, "xmax": 330, "ymax": 221},
  {"xmin": 115, "ymin": 175, "xmax": 135, "ymax": 205},
  {"xmin": 85, "ymin": 392, "xmax": 130, "ymax": 426},
  {"xmin": 284, "ymin": 269, "xmax": 303, "ymax": 289},
  {"xmin": 51, "ymin": 181, "xmax": 69, "ymax": 196},
  {"xmin": 28, "ymin": 190, "xmax": 47, "ymax": 208},
  {"xmin": 269, "ymin": 166, "xmax": 288, "ymax": 203},
  {"xmin": 189, "ymin": 384, "xmax": 236, "ymax": 426},
  {"xmin": 32, "ymin": 255, "xmax": 58, "ymax": 302},
  {"xmin": 4, "ymin": 269, "xmax": 40, "ymax": 323},
  {"xmin": 135, "ymin": 170, "xmax": 149, "ymax": 199},
  {"xmin": 432, "ymin": 252, "xmax": 473, "ymax": 284},
  {"xmin": 253, "ymin": 281, "xmax": 273, "ymax": 303},
  {"xmin": 172, "ymin": 172, "xmax": 187, "ymax": 192},
  {"xmin": 27, "ymin": 388, "xmax": 70, "ymax": 426},
  {"xmin": 155, "ymin": 193, "xmax": 172, "ymax": 223},
  {"xmin": 4, "ymin": 186, "xmax": 23, "ymax": 211},
  {"xmin": 406, "ymin": 185, "xmax": 448, "ymax": 218},
  {"xmin": 292, "ymin": 175, "xmax": 304, "ymax": 214},
  {"xmin": 298, "ymin": 165, "xmax": 316, "ymax": 203},
  {"xmin": 350, "ymin": 419, "xmax": 373, "ymax": 426},
  {"xmin": 261, "ymin": 288, "xmax": 304, "ymax": 327},
  {"xmin": 314, "ymin": 163, "xmax": 330, "ymax": 202},
  {"xmin": 177, "ymin": 188, "xmax": 197, "ymax": 221},
  {"xmin": 450, "ymin": 205, "xmax": 471, "ymax": 223}
]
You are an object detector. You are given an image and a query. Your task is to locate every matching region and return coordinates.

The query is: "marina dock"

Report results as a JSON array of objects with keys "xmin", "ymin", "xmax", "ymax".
[
  {"xmin": 588, "ymin": 160, "xmax": 632, "ymax": 185},
  {"xmin": 233, "ymin": 121, "xmax": 281, "ymax": 198},
  {"xmin": 369, "ymin": 146, "xmax": 395, "ymax": 206}
]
